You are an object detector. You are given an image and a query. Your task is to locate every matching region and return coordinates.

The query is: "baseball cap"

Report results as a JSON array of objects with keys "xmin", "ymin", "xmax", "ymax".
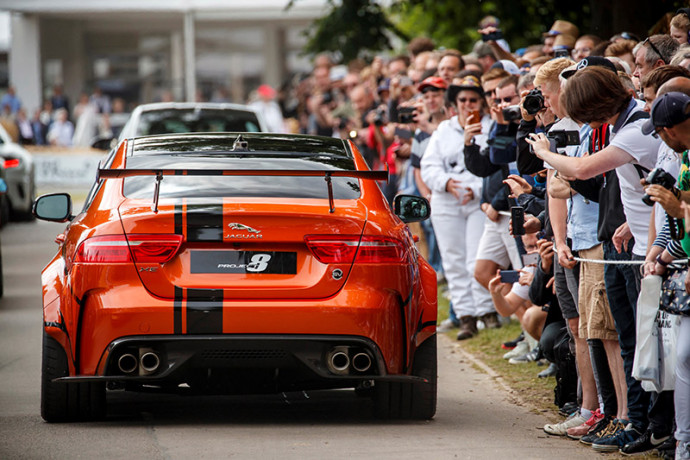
[
  {"xmin": 642, "ymin": 92, "xmax": 690, "ymax": 135},
  {"xmin": 257, "ymin": 84, "xmax": 276, "ymax": 99},
  {"xmin": 417, "ymin": 76, "xmax": 447, "ymax": 92},
  {"xmin": 544, "ymin": 20, "xmax": 579, "ymax": 38},
  {"xmin": 490, "ymin": 59, "xmax": 521, "ymax": 75},
  {"xmin": 560, "ymin": 56, "xmax": 617, "ymax": 79}
]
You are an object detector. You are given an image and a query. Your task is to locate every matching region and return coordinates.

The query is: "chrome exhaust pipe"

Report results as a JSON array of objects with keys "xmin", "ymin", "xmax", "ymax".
[
  {"xmin": 140, "ymin": 352, "xmax": 160, "ymax": 373},
  {"xmin": 352, "ymin": 352, "xmax": 372, "ymax": 373},
  {"xmin": 327, "ymin": 347, "xmax": 350, "ymax": 374},
  {"xmin": 118, "ymin": 353, "xmax": 138, "ymax": 374}
]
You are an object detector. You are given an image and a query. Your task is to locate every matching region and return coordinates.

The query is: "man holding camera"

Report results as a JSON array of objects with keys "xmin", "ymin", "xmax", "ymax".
[{"xmin": 528, "ymin": 66, "xmax": 664, "ymax": 452}]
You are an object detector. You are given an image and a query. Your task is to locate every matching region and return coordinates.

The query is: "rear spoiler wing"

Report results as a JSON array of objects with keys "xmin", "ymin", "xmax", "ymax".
[{"xmin": 98, "ymin": 168, "xmax": 389, "ymax": 214}]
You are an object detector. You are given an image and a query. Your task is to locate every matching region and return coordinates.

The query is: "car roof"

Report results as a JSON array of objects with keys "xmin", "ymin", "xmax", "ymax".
[
  {"xmin": 131, "ymin": 102, "xmax": 261, "ymax": 114},
  {"xmin": 127, "ymin": 132, "xmax": 353, "ymax": 158}
]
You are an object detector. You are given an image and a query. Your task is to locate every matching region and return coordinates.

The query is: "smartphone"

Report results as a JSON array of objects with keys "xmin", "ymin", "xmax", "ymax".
[
  {"xmin": 522, "ymin": 252, "xmax": 539, "ymax": 266},
  {"xmin": 467, "ymin": 110, "xmax": 481, "ymax": 126},
  {"xmin": 511, "ymin": 206, "xmax": 525, "ymax": 236},
  {"xmin": 500, "ymin": 270, "xmax": 520, "ymax": 283}
]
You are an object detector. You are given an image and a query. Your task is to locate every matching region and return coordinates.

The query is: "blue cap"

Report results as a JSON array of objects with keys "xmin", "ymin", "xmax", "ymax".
[{"xmin": 642, "ymin": 92, "xmax": 690, "ymax": 135}]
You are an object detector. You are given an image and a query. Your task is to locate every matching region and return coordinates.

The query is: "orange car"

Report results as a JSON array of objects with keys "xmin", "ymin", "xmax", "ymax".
[{"xmin": 34, "ymin": 132, "xmax": 437, "ymax": 422}]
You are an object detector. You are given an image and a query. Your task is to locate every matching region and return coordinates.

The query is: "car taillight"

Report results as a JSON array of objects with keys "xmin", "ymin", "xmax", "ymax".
[
  {"xmin": 4, "ymin": 158, "xmax": 20, "ymax": 169},
  {"xmin": 75, "ymin": 234, "xmax": 183, "ymax": 264},
  {"xmin": 305, "ymin": 235, "xmax": 405, "ymax": 264}
]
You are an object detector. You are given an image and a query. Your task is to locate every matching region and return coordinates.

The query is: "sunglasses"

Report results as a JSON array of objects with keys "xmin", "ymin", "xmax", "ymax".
[
  {"xmin": 643, "ymin": 37, "xmax": 667, "ymax": 64},
  {"xmin": 493, "ymin": 95, "xmax": 518, "ymax": 104},
  {"xmin": 651, "ymin": 126, "xmax": 664, "ymax": 139},
  {"xmin": 458, "ymin": 97, "xmax": 479, "ymax": 103}
]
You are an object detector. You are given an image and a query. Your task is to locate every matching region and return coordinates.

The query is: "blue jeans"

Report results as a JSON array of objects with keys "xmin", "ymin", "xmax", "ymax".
[{"xmin": 602, "ymin": 239, "xmax": 649, "ymax": 429}]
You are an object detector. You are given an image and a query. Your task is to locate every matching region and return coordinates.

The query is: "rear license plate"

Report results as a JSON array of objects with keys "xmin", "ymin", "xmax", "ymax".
[{"xmin": 190, "ymin": 251, "xmax": 297, "ymax": 274}]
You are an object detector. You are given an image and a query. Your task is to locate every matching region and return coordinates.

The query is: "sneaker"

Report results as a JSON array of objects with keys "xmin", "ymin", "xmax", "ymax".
[
  {"xmin": 508, "ymin": 345, "xmax": 541, "ymax": 364},
  {"xmin": 544, "ymin": 412, "xmax": 588, "ymax": 436},
  {"xmin": 566, "ymin": 409, "xmax": 604, "ymax": 440},
  {"xmin": 480, "ymin": 312, "xmax": 501, "ymax": 329},
  {"xmin": 558, "ymin": 401, "xmax": 579, "ymax": 417},
  {"xmin": 655, "ymin": 435, "xmax": 677, "ymax": 457},
  {"xmin": 620, "ymin": 429, "xmax": 670, "ymax": 455},
  {"xmin": 580, "ymin": 416, "xmax": 620, "ymax": 445},
  {"xmin": 537, "ymin": 362, "xmax": 557, "ymax": 378},
  {"xmin": 592, "ymin": 423, "xmax": 642, "ymax": 453},
  {"xmin": 502, "ymin": 331, "xmax": 524, "ymax": 350},
  {"xmin": 503, "ymin": 340, "xmax": 529, "ymax": 359},
  {"xmin": 676, "ymin": 440, "xmax": 690, "ymax": 459},
  {"xmin": 437, "ymin": 318, "xmax": 459, "ymax": 332}
]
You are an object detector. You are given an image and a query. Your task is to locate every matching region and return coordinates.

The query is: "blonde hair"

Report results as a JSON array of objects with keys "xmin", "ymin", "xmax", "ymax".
[
  {"xmin": 671, "ymin": 12, "xmax": 690, "ymax": 33},
  {"xmin": 534, "ymin": 57, "xmax": 575, "ymax": 89},
  {"xmin": 605, "ymin": 39, "xmax": 636, "ymax": 58}
]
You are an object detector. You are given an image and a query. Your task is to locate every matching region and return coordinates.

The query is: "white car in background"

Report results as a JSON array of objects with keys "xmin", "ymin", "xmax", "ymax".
[
  {"xmin": 0, "ymin": 123, "xmax": 35, "ymax": 222},
  {"xmin": 117, "ymin": 102, "xmax": 268, "ymax": 141}
]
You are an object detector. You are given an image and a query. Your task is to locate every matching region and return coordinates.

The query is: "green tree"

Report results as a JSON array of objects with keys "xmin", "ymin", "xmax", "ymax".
[
  {"xmin": 289, "ymin": 0, "xmax": 408, "ymax": 63},
  {"xmin": 292, "ymin": 0, "xmax": 686, "ymax": 62}
]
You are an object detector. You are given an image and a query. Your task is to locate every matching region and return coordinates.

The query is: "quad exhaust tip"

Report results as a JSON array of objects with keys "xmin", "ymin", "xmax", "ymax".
[
  {"xmin": 118, "ymin": 353, "xmax": 138, "ymax": 374},
  {"xmin": 117, "ymin": 349, "xmax": 161, "ymax": 375},
  {"xmin": 326, "ymin": 347, "xmax": 373, "ymax": 375},
  {"xmin": 140, "ymin": 352, "xmax": 161, "ymax": 373}
]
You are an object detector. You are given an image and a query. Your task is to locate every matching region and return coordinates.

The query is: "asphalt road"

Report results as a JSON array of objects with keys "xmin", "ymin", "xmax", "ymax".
[{"xmin": 0, "ymin": 216, "xmax": 597, "ymax": 460}]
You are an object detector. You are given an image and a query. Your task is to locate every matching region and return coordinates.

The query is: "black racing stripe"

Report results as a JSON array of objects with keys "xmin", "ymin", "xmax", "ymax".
[
  {"xmin": 174, "ymin": 286, "xmax": 183, "ymax": 334},
  {"xmin": 186, "ymin": 202, "xmax": 223, "ymax": 242},
  {"xmin": 174, "ymin": 201, "xmax": 184, "ymax": 235},
  {"xmin": 186, "ymin": 288, "xmax": 223, "ymax": 334}
]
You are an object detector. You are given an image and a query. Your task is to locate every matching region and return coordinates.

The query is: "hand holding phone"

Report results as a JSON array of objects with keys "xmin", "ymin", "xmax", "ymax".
[
  {"xmin": 499, "ymin": 270, "xmax": 520, "ymax": 283},
  {"xmin": 511, "ymin": 206, "xmax": 525, "ymax": 236}
]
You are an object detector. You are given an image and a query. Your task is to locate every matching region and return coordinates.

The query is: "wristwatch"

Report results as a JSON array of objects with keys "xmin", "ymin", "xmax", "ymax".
[{"xmin": 656, "ymin": 254, "xmax": 670, "ymax": 267}]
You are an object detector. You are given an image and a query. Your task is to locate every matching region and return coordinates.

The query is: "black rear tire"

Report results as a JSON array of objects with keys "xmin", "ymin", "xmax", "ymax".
[
  {"xmin": 373, "ymin": 335, "xmax": 437, "ymax": 420},
  {"xmin": 41, "ymin": 331, "xmax": 106, "ymax": 422}
]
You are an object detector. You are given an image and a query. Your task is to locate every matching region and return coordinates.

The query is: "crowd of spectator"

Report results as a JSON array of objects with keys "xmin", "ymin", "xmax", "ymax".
[
  {"xmin": 0, "ymin": 83, "xmax": 128, "ymax": 148},
  {"xmin": 268, "ymin": 9, "xmax": 690, "ymax": 460}
]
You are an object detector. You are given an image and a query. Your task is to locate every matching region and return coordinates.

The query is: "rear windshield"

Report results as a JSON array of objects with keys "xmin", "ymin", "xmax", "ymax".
[
  {"xmin": 122, "ymin": 155, "xmax": 362, "ymax": 199},
  {"xmin": 135, "ymin": 109, "xmax": 262, "ymax": 135}
]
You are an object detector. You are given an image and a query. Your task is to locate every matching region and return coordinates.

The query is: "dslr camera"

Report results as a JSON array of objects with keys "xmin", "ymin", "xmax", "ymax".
[
  {"xmin": 397, "ymin": 106, "xmax": 416, "ymax": 124},
  {"xmin": 642, "ymin": 168, "xmax": 679, "ymax": 206},
  {"xmin": 373, "ymin": 107, "xmax": 388, "ymax": 127},
  {"xmin": 547, "ymin": 130, "xmax": 580, "ymax": 149},
  {"xmin": 502, "ymin": 105, "xmax": 522, "ymax": 122},
  {"xmin": 523, "ymin": 88, "xmax": 544, "ymax": 115}
]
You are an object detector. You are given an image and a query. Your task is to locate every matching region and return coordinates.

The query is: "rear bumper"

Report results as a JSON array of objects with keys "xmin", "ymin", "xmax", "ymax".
[
  {"xmin": 54, "ymin": 334, "xmax": 429, "ymax": 393},
  {"xmin": 74, "ymin": 286, "xmax": 413, "ymax": 376}
]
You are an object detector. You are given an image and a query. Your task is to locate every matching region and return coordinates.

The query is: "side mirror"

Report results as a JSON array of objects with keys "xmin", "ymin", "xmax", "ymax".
[
  {"xmin": 394, "ymin": 195, "xmax": 430, "ymax": 223},
  {"xmin": 91, "ymin": 135, "xmax": 116, "ymax": 151},
  {"xmin": 33, "ymin": 193, "xmax": 73, "ymax": 222}
]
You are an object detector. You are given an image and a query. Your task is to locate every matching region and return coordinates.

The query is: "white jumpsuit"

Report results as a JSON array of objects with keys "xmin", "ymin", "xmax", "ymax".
[{"xmin": 421, "ymin": 115, "xmax": 494, "ymax": 318}]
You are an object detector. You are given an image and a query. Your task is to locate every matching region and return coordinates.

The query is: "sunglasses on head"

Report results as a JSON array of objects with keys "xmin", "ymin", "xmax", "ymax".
[
  {"xmin": 643, "ymin": 37, "xmax": 667, "ymax": 64},
  {"xmin": 458, "ymin": 97, "xmax": 479, "ymax": 103}
]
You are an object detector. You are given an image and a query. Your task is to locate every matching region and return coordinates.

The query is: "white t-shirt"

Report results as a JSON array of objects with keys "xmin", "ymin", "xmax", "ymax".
[{"xmin": 610, "ymin": 101, "xmax": 662, "ymax": 256}]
